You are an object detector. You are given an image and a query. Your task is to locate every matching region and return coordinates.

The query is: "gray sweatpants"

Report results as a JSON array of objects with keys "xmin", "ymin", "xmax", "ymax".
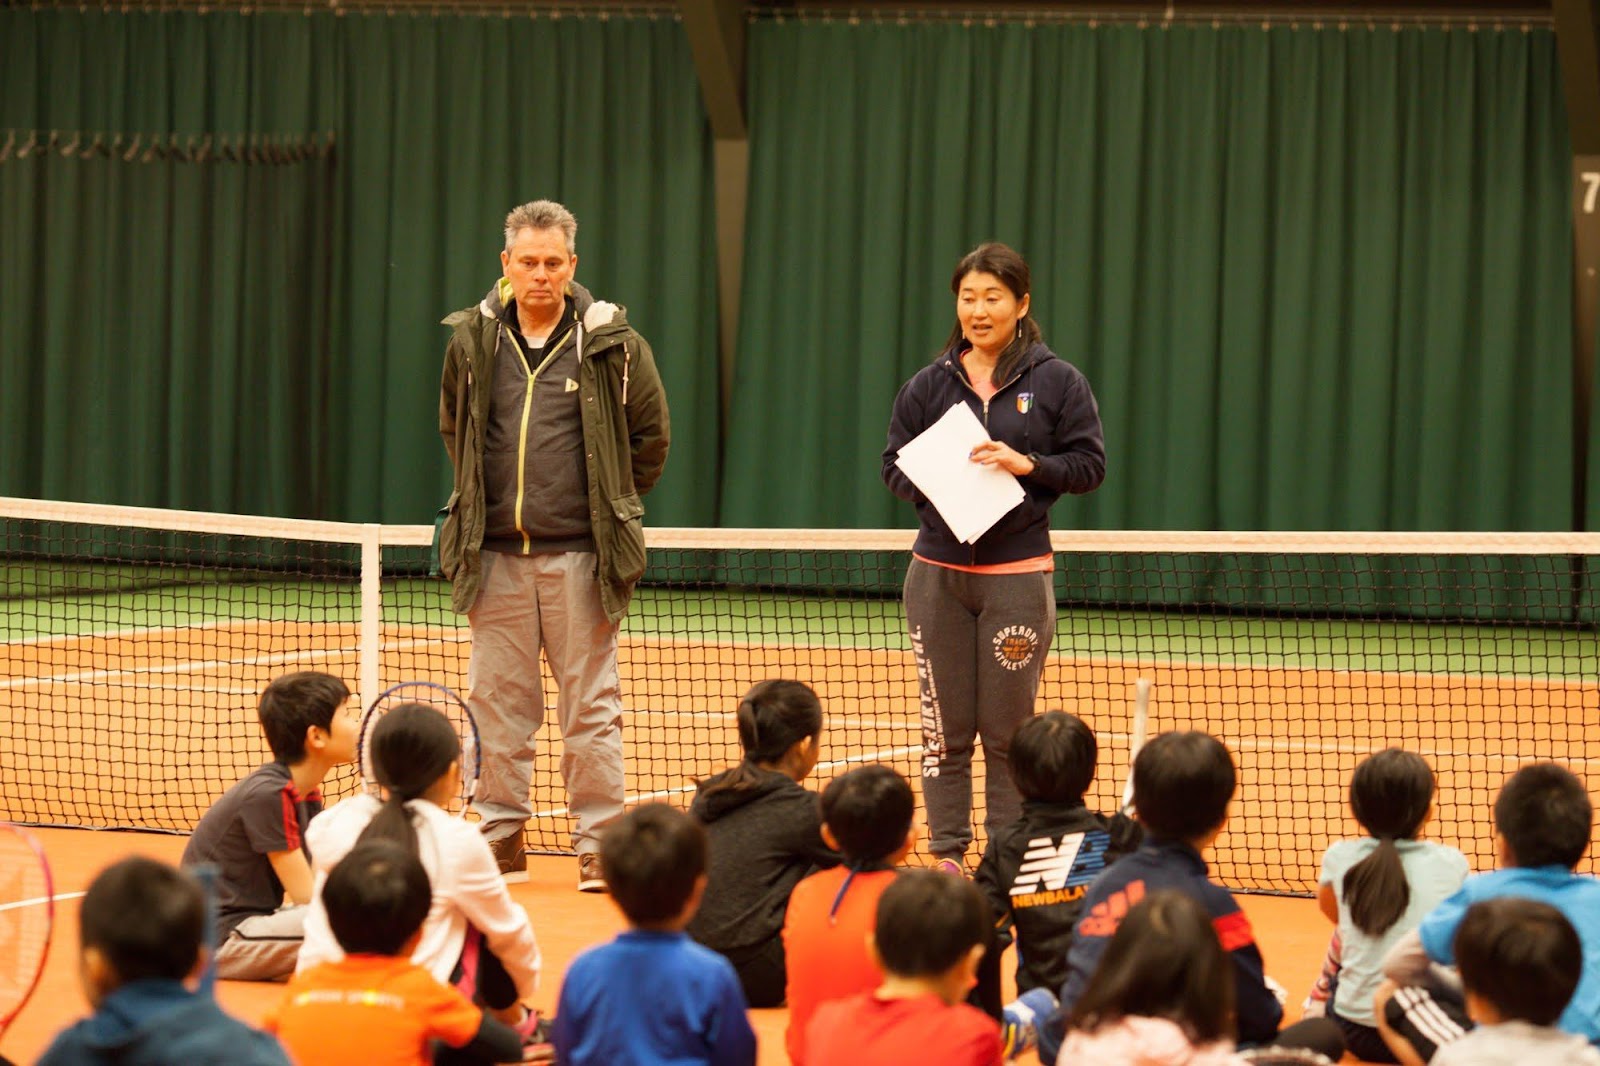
[
  {"xmin": 468, "ymin": 550, "xmax": 625, "ymax": 855},
  {"xmin": 905, "ymin": 558, "xmax": 1055, "ymax": 858}
]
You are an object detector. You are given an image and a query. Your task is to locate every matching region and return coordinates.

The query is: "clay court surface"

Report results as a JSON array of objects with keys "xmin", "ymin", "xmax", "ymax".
[
  {"xmin": 5, "ymin": 612, "xmax": 1599, "ymax": 1065},
  {"xmin": 0, "ymin": 832, "xmax": 1340, "ymax": 1066}
]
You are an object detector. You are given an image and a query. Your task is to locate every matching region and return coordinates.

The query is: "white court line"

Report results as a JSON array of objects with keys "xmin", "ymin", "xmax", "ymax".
[
  {"xmin": 0, "ymin": 889, "xmax": 86, "ymax": 913},
  {"xmin": 0, "ymin": 635, "xmax": 454, "ymax": 692},
  {"xmin": 529, "ymin": 745, "xmax": 923, "ymax": 819}
]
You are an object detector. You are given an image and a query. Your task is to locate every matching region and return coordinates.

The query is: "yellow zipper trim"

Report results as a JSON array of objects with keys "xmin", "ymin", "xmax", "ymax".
[{"xmin": 506, "ymin": 322, "xmax": 576, "ymax": 552}]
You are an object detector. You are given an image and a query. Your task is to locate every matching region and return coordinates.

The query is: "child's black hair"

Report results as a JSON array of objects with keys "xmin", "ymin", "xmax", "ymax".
[
  {"xmin": 699, "ymin": 679, "xmax": 822, "ymax": 800},
  {"xmin": 1342, "ymin": 748, "xmax": 1435, "ymax": 937},
  {"xmin": 258, "ymin": 671, "xmax": 350, "ymax": 764},
  {"xmin": 323, "ymin": 840, "xmax": 433, "ymax": 956},
  {"xmin": 1131, "ymin": 731, "xmax": 1236, "ymax": 843},
  {"xmin": 1454, "ymin": 897, "xmax": 1583, "ymax": 1027},
  {"xmin": 1494, "ymin": 762, "xmax": 1592, "ymax": 870},
  {"xmin": 819, "ymin": 764, "xmax": 914, "ymax": 865},
  {"xmin": 601, "ymin": 803, "xmax": 708, "ymax": 927},
  {"xmin": 1068, "ymin": 889, "xmax": 1235, "ymax": 1045},
  {"xmin": 80, "ymin": 857, "xmax": 204, "ymax": 986},
  {"xmin": 355, "ymin": 703, "xmax": 460, "ymax": 856},
  {"xmin": 873, "ymin": 870, "xmax": 989, "ymax": 978},
  {"xmin": 1009, "ymin": 710, "xmax": 1097, "ymax": 804}
]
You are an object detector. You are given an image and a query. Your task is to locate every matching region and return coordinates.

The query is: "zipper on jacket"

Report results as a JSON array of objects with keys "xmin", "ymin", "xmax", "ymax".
[
  {"xmin": 504, "ymin": 322, "xmax": 575, "ymax": 553},
  {"xmin": 948, "ymin": 354, "xmax": 1030, "ymax": 564}
]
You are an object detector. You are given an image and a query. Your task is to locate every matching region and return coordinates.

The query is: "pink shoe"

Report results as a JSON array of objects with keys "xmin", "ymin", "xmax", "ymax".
[{"xmin": 933, "ymin": 856, "xmax": 966, "ymax": 877}]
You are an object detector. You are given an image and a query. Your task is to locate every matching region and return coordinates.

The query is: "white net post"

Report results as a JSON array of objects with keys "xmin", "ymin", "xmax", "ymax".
[{"xmin": 358, "ymin": 523, "xmax": 383, "ymax": 710}]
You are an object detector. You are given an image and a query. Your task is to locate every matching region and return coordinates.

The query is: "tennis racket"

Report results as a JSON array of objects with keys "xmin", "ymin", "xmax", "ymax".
[
  {"xmin": 359, "ymin": 681, "xmax": 481, "ymax": 814},
  {"xmin": 1120, "ymin": 677, "xmax": 1153, "ymax": 814},
  {"xmin": 0, "ymin": 824, "xmax": 53, "ymax": 1040}
]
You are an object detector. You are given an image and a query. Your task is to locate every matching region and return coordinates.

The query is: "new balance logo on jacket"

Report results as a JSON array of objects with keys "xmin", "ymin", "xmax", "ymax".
[{"xmin": 1009, "ymin": 830, "xmax": 1115, "ymax": 908}]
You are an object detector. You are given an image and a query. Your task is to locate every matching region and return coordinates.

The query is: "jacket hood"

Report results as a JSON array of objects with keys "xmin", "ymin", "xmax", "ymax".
[
  {"xmin": 76, "ymin": 980, "xmax": 200, "ymax": 1053},
  {"xmin": 690, "ymin": 766, "xmax": 796, "ymax": 821},
  {"xmin": 937, "ymin": 338, "xmax": 1057, "ymax": 381},
  {"xmin": 1061, "ymin": 1016, "xmax": 1246, "ymax": 1066},
  {"xmin": 479, "ymin": 278, "xmax": 631, "ymax": 339}
]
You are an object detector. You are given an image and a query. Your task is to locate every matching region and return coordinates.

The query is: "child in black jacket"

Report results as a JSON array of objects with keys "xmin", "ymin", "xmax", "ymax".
[
  {"xmin": 973, "ymin": 711, "xmax": 1141, "ymax": 1018},
  {"xmin": 687, "ymin": 680, "xmax": 840, "ymax": 1007}
]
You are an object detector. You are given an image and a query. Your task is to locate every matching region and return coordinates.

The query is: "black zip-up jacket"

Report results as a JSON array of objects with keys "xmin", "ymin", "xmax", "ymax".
[
  {"xmin": 973, "ymin": 800, "xmax": 1142, "ymax": 999},
  {"xmin": 881, "ymin": 341, "xmax": 1105, "ymax": 565},
  {"xmin": 686, "ymin": 767, "xmax": 841, "ymax": 953}
]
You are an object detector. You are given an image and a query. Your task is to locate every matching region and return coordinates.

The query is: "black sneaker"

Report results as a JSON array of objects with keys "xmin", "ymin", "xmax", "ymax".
[
  {"xmin": 577, "ymin": 853, "xmax": 606, "ymax": 893},
  {"xmin": 489, "ymin": 832, "xmax": 528, "ymax": 884}
]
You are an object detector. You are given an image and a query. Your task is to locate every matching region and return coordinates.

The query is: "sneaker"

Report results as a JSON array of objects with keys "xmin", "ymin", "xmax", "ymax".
[
  {"xmin": 932, "ymin": 856, "xmax": 965, "ymax": 877},
  {"xmin": 489, "ymin": 832, "xmax": 528, "ymax": 884},
  {"xmin": 1001, "ymin": 987, "xmax": 1058, "ymax": 1060},
  {"xmin": 513, "ymin": 1007, "xmax": 555, "ymax": 1062},
  {"xmin": 577, "ymin": 852, "xmax": 606, "ymax": 893}
]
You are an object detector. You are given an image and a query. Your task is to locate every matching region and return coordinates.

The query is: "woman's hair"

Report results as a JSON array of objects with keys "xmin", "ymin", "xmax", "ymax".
[
  {"xmin": 354, "ymin": 702, "xmax": 460, "ymax": 855},
  {"xmin": 944, "ymin": 241, "xmax": 1043, "ymax": 388},
  {"xmin": 1343, "ymin": 748, "xmax": 1434, "ymax": 937},
  {"xmin": 1069, "ymin": 889, "xmax": 1236, "ymax": 1045},
  {"xmin": 698, "ymin": 679, "xmax": 822, "ymax": 799}
]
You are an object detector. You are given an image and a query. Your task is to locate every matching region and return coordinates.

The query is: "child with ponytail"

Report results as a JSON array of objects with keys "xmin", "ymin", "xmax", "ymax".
[
  {"xmin": 687, "ymin": 679, "xmax": 841, "ymax": 1008},
  {"xmin": 1317, "ymin": 748, "xmax": 1468, "ymax": 1061},
  {"xmin": 296, "ymin": 704, "xmax": 546, "ymax": 1056}
]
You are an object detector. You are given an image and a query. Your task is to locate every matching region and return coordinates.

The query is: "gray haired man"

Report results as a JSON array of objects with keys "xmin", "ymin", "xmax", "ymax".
[{"xmin": 437, "ymin": 200, "xmax": 670, "ymax": 891}]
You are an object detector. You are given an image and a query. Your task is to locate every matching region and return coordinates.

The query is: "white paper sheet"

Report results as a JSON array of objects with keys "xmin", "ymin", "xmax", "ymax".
[{"xmin": 893, "ymin": 402, "xmax": 1025, "ymax": 544}]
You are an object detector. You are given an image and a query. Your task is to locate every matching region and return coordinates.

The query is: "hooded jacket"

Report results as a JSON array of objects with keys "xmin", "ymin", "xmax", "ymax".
[
  {"xmin": 881, "ymin": 341, "xmax": 1104, "ymax": 565},
  {"xmin": 38, "ymin": 980, "xmax": 290, "ymax": 1066},
  {"xmin": 686, "ymin": 767, "xmax": 840, "ymax": 953},
  {"xmin": 973, "ymin": 799, "xmax": 1142, "ymax": 997},
  {"xmin": 438, "ymin": 279, "xmax": 670, "ymax": 621}
]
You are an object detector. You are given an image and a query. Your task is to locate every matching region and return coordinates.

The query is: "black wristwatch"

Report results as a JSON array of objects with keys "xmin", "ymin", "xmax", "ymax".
[{"xmin": 1027, "ymin": 452, "xmax": 1045, "ymax": 476}]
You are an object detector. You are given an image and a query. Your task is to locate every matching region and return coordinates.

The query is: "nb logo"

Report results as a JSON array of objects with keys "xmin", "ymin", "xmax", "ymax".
[{"xmin": 1009, "ymin": 830, "xmax": 1111, "ymax": 897}]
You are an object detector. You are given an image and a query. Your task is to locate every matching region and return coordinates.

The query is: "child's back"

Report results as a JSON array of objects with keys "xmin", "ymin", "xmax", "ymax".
[
  {"xmin": 974, "ymin": 711, "xmax": 1141, "ymax": 1000},
  {"xmin": 804, "ymin": 871, "xmax": 1003, "ymax": 1066},
  {"xmin": 1431, "ymin": 897, "xmax": 1600, "ymax": 1066},
  {"xmin": 298, "ymin": 791, "xmax": 540, "ymax": 995},
  {"xmin": 1319, "ymin": 749, "xmax": 1467, "ymax": 1049},
  {"xmin": 783, "ymin": 765, "xmax": 916, "ymax": 1064},
  {"xmin": 267, "ymin": 841, "xmax": 524, "ymax": 1066},
  {"xmin": 686, "ymin": 680, "xmax": 838, "ymax": 1008},
  {"xmin": 39, "ymin": 857, "xmax": 289, "ymax": 1066},
  {"xmin": 553, "ymin": 804, "xmax": 756, "ymax": 1066}
]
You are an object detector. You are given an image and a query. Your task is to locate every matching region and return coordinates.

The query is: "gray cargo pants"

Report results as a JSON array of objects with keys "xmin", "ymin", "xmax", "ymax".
[{"xmin": 468, "ymin": 550, "xmax": 625, "ymax": 856}]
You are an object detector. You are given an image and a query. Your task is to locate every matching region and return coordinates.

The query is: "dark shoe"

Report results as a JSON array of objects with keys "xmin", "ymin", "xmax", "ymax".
[
  {"xmin": 577, "ymin": 853, "xmax": 606, "ymax": 893},
  {"xmin": 489, "ymin": 831, "xmax": 528, "ymax": 884}
]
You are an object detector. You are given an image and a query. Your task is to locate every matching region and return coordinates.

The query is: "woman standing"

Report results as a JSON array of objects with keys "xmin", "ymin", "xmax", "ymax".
[{"xmin": 881, "ymin": 242, "xmax": 1105, "ymax": 873}]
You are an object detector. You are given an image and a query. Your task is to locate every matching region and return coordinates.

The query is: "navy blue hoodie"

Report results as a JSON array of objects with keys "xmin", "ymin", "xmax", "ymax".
[{"xmin": 881, "ymin": 341, "xmax": 1105, "ymax": 565}]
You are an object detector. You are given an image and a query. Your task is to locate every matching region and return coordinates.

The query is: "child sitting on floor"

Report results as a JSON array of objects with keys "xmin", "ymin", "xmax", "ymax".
[
  {"xmin": 688, "ymin": 679, "xmax": 840, "ymax": 1007},
  {"xmin": 783, "ymin": 763, "xmax": 916, "ymax": 1064}
]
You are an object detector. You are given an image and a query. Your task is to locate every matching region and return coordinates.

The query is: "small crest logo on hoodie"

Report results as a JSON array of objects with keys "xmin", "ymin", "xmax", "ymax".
[
  {"xmin": 1016, "ymin": 392, "xmax": 1034, "ymax": 414},
  {"xmin": 564, "ymin": 378, "xmax": 579, "ymax": 393}
]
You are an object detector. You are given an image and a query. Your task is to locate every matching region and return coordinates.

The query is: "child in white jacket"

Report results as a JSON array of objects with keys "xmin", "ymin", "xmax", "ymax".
[{"xmin": 296, "ymin": 704, "xmax": 544, "ymax": 1052}]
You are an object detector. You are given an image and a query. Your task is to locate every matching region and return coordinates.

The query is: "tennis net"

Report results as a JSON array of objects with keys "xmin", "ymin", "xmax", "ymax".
[{"xmin": 4, "ymin": 495, "xmax": 1598, "ymax": 894}]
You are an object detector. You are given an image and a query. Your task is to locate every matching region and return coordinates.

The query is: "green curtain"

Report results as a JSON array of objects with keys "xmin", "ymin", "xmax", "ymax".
[
  {"xmin": 333, "ymin": 12, "xmax": 719, "ymax": 525},
  {"xmin": 724, "ymin": 21, "xmax": 1573, "ymax": 536},
  {"xmin": 0, "ymin": 10, "xmax": 339, "ymax": 515},
  {"xmin": 0, "ymin": 8, "xmax": 719, "ymax": 525}
]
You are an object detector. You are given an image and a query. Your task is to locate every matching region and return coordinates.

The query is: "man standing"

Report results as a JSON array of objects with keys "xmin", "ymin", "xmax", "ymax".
[{"xmin": 437, "ymin": 200, "xmax": 670, "ymax": 891}]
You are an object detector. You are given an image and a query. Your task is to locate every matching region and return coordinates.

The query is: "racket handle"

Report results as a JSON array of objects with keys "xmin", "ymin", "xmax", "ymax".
[{"xmin": 1121, "ymin": 678, "xmax": 1153, "ymax": 812}]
